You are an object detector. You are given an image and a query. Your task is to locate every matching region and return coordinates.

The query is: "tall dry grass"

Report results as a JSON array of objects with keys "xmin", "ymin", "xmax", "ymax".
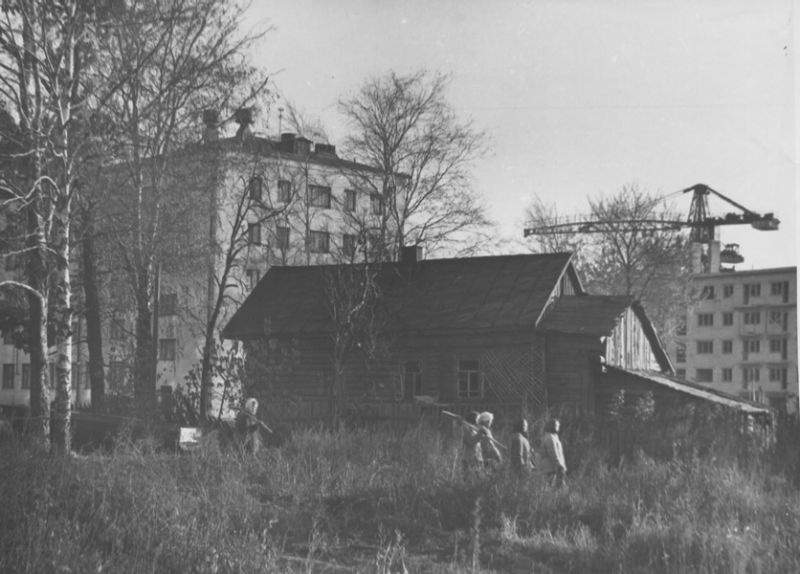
[{"xmin": 0, "ymin": 406, "xmax": 798, "ymax": 573}]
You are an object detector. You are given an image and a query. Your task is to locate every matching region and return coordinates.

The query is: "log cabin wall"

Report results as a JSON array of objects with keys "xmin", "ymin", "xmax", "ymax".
[{"xmin": 545, "ymin": 332, "xmax": 603, "ymax": 412}]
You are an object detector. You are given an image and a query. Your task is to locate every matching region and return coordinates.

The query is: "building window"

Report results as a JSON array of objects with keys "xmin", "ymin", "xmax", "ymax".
[
  {"xmin": 2, "ymin": 329, "xmax": 14, "ymax": 345},
  {"xmin": 159, "ymin": 293, "xmax": 177, "ymax": 316},
  {"xmin": 309, "ymin": 185, "xmax": 332, "ymax": 208},
  {"xmin": 275, "ymin": 225, "xmax": 290, "ymax": 250},
  {"xmin": 743, "ymin": 339, "xmax": 760, "ymax": 359},
  {"xmin": 109, "ymin": 361, "xmax": 128, "ymax": 391},
  {"xmin": 159, "ymin": 338, "xmax": 177, "ymax": 361},
  {"xmin": 742, "ymin": 367, "xmax": 760, "ymax": 385},
  {"xmin": 110, "ymin": 320, "xmax": 125, "ymax": 340},
  {"xmin": 21, "ymin": 364, "xmax": 30, "ymax": 389},
  {"xmin": 308, "ymin": 230, "xmax": 330, "ymax": 253},
  {"xmin": 769, "ymin": 338, "xmax": 784, "ymax": 354},
  {"xmin": 342, "ymin": 234, "xmax": 357, "ymax": 257},
  {"xmin": 248, "ymin": 176, "xmax": 263, "ymax": 200},
  {"xmin": 2, "ymin": 364, "xmax": 14, "ymax": 389},
  {"xmin": 676, "ymin": 368, "xmax": 686, "ymax": 379},
  {"xmin": 675, "ymin": 343, "xmax": 686, "ymax": 363},
  {"xmin": 770, "ymin": 281, "xmax": 789, "ymax": 302},
  {"xmin": 700, "ymin": 285, "xmax": 715, "ymax": 300},
  {"xmin": 695, "ymin": 368, "xmax": 713, "ymax": 383},
  {"xmin": 247, "ymin": 222, "xmax": 261, "ymax": 245},
  {"xmin": 344, "ymin": 189, "xmax": 357, "ymax": 211},
  {"xmin": 743, "ymin": 311, "xmax": 760, "ymax": 325},
  {"xmin": 721, "ymin": 368, "xmax": 733, "ymax": 382},
  {"xmin": 744, "ymin": 282, "xmax": 760, "ymax": 303},
  {"xmin": 246, "ymin": 269, "xmax": 260, "ymax": 290},
  {"xmin": 696, "ymin": 340, "xmax": 713, "ymax": 354},
  {"xmin": 400, "ymin": 360, "xmax": 422, "ymax": 400},
  {"xmin": 370, "ymin": 193, "xmax": 384, "ymax": 215},
  {"xmin": 722, "ymin": 312, "xmax": 733, "ymax": 326},
  {"xmin": 676, "ymin": 316, "xmax": 687, "ymax": 336},
  {"xmin": 769, "ymin": 367, "xmax": 788, "ymax": 388},
  {"xmin": 722, "ymin": 340, "xmax": 733, "ymax": 354},
  {"xmin": 697, "ymin": 313, "xmax": 714, "ymax": 327},
  {"xmin": 457, "ymin": 359, "xmax": 482, "ymax": 399},
  {"xmin": 277, "ymin": 180, "xmax": 292, "ymax": 203},
  {"xmin": 722, "ymin": 284, "xmax": 734, "ymax": 298}
]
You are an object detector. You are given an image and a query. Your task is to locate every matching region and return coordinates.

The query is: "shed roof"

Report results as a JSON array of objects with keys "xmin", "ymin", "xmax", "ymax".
[
  {"xmin": 608, "ymin": 366, "xmax": 772, "ymax": 415},
  {"xmin": 222, "ymin": 252, "xmax": 577, "ymax": 339}
]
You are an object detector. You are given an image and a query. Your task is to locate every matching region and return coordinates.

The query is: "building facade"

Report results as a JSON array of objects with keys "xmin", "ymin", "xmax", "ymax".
[
  {"xmin": 670, "ymin": 266, "xmax": 798, "ymax": 413},
  {"xmin": 0, "ymin": 111, "xmax": 388, "ymax": 411}
]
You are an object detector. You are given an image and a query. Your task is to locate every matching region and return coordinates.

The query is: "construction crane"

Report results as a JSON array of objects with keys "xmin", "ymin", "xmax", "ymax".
[{"xmin": 523, "ymin": 183, "xmax": 780, "ymax": 273}]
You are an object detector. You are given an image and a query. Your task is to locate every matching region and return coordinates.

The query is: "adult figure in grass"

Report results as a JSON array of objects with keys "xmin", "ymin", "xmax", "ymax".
[
  {"xmin": 476, "ymin": 411, "xmax": 503, "ymax": 470},
  {"xmin": 510, "ymin": 418, "xmax": 535, "ymax": 476},
  {"xmin": 540, "ymin": 418, "xmax": 567, "ymax": 487},
  {"xmin": 236, "ymin": 397, "xmax": 263, "ymax": 455},
  {"xmin": 462, "ymin": 410, "xmax": 484, "ymax": 476}
]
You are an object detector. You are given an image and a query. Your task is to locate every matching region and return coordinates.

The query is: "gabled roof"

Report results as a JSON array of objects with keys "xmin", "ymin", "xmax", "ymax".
[
  {"xmin": 608, "ymin": 366, "xmax": 772, "ymax": 416},
  {"xmin": 222, "ymin": 252, "xmax": 577, "ymax": 339},
  {"xmin": 539, "ymin": 295, "xmax": 634, "ymax": 336},
  {"xmin": 540, "ymin": 295, "xmax": 674, "ymax": 373}
]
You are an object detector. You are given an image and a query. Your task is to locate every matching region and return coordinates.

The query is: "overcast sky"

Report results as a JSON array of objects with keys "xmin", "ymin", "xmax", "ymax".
[{"xmin": 247, "ymin": 0, "xmax": 797, "ymax": 270}]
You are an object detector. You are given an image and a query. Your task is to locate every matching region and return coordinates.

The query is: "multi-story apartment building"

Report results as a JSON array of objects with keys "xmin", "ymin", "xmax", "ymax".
[
  {"xmin": 670, "ymin": 266, "xmax": 798, "ymax": 413},
  {"xmin": 1, "ymin": 110, "xmax": 390, "ymax": 412}
]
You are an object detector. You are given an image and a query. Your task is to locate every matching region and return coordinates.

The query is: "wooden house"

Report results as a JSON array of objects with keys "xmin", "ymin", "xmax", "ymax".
[{"xmin": 222, "ymin": 250, "xmax": 770, "ymax": 423}]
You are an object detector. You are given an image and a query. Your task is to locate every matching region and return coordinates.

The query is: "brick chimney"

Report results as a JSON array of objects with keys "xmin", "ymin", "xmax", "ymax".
[
  {"xmin": 234, "ymin": 107, "xmax": 254, "ymax": 140},
  {"xmin": 202, "ymin": 109, "xmax": 219, "ymax": 143}
]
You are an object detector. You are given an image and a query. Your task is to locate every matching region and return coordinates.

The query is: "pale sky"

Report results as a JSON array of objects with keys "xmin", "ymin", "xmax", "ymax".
[{"xmin": 247, "ymin": 0, "xmax": 797, "ymax": 270}]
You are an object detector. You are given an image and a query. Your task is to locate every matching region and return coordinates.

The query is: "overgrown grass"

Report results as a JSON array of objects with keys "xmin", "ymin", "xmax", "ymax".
[{"xmin": 1, "ymin": 409, "xmax": 799, "ymax": 573}]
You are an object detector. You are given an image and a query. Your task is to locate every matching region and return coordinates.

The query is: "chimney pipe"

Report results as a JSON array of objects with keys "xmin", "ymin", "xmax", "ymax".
[
  {"xmin": 202, "ymin": 109, "xmax": 219, "ymax": 143},
  {"xmin": 234, "ymin": 107, "xmax": 255, "ymax": 140}
]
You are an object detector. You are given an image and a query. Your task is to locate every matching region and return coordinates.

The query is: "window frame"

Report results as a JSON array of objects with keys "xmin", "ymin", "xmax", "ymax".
[
  {"xmin": 370, "ymin": 193, "xmax": 385, "ymax": 215},
  {"xmin": 696, "ymin": 340, "xmax": 713, "ymax": 354},
  {"xmin": 159, "ymin": 293, "xmax": 178, "ymax": 317},
  {"xmin": 344, "ymin": 189, "xmax": 357, "ymax": 212},
  {"xmin": 248, "ymin": 176, "xmax": 263, "ymax": 201},
  {"xmin": 308, "ymin": 230, "xmax": 330, "ymax": 253},
  {"xmin": 456, "ymin": 358, "xmax": 483, "ymax": 400},
  {"xmin": 695, "ymin": 368, "xmax": 713, "ymax": 383},
  {"xmin": 2, "ymin": 363, "xmax": 14, "ymax": 390},
  {"xmin": 159, "ymin": 338, "xmax": 177, "ymax": 362},
  {"xmin": 309, "ymin": 185, "xmax": 332, "ymax": 208},
  {"xmin": 247, "ymin": 222, "xmax": 262, "ymax": 245},
  {"xmin": 277, "ymin": 179, "xmax": 292, "ymax": 203},
  {"xmin": 697, "ymin": 313, "xmax": 714, "ymax": 327}
]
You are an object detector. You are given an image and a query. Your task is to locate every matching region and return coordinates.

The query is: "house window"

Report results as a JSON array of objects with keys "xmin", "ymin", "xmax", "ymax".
[
  {"xmin": 247, "ymin": 222, "xmax": 261, "ymax": 245},
  {"xmin": 743, "ymin": 311, "xmax": 760, "ymax": 325},
  {"xmin": 2, "ymin": 330, "xmax": 13, "ymax": 345},
  {"xmin": 370, "ymin": 193, "xmax": 384, "ymax": 215},
  {"xmin": 309, "ymin": 185, "xmax": 332, "ymax": 208},
  {"xmin": 697, "ymin": 313, "xmax": 714, "ymax": 327},
  {"xmin": 676, "ymin": 316, "xmax": 687, "ymax": 336},
  {"xmin": 248, "ymin": 176, "xmax": 263, "ymax": 200},
  {"xmin": 722, "ymin": 284, "xmax": 734, "ymax": 298},
  {"xmin": 722, "ymin": 340, "xmax": 733, "ymax": 354},
  {"xmin": 342, "ymin": 234, "xmax": 357, "ymax": 257},
  {"xmin": 457, "ymin": 359, "xmax": 482, "ymax": 399},
  {"xmin": 276, "ymin": 226, "xmax": 290, "ymax": 250},
  {"xmin": 159, "ymin": 338, "xmax": 177, "ymax": 361},
  {"xmin": 159, "ymin": 293, "xmax": 177, "ymax": 316},
  {"xmin": 308, "ymin": 230, "xmax": 330, "ymax": 253},
  {"xmin": 401, "ymin": 360, "xmax": 422, "ymax": 400},
  {"xmin": 700, "ymin": 285, "xmax": 715, "ymax": 300},
  {"xmin": 696, "ymin": 340, "xmax": 713, "ymax": 354},
  {"xmin": 695, "ymin": 368, "xmax": 713, "ymax": 383},
  {"xmin": 675, "ymin": 368, "xmax": 686, "ymax": 379},
  {"xmin": 675, "ymin": 343, "xmax": 686, "ymax": 363},
  {"xmin": 742, "ymin": 367, "xmax": 760, "ymax": 385},
  {"xmin": 108, "ymin": 361, "xmax": 128, "ymax": 391},
  {"xmin": 246, "ymin": 269, "xmax": 260, "ymax": 290},
  {"xmin": 344, "ymin": 189, "xmax": 357, "ymax": 211},
  {"xmin": 277, "ymin": 180, "xmax": 292, "ymax": 203},
  {"xmin": 722, "ymin": 312, "xmax": 733, "ymax": 326},
  {"xmin": 21, "ymin": 364, "xmax": 30, "ymax": 389},
  {"xmin": 721, "ymin": 368, "xmax": 733, "ymax": 382},
  {"xmin": 2, "ymin": 364, "xmax": 14, "ymax": 389}
]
